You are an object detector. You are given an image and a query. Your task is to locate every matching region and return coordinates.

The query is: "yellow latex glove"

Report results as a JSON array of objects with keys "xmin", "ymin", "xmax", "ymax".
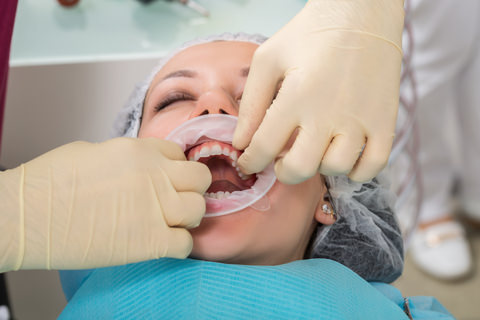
[
  {"xmin": 0, "ymin": 138, "xmax": 211, "ymax": 272},
  {"xmin": 233, "ymin": 0, "xmax": 404, "ymax": 183}
]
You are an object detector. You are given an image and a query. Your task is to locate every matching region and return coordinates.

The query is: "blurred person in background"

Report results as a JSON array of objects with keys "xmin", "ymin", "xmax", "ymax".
[{"xmin": 404, "ymin": 0, "xmax": 480, "ymax": 280}]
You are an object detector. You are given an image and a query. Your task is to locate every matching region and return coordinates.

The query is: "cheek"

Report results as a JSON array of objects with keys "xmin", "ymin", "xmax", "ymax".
[
  {"xmin": 138, "ymin": 106, "xmax": 191, "ymax": 139},
  {"xmin": 261, "ymin": 179, "xmax": 321, "ymax": 251},
  {"xmin": 268, "ymin": 179, "xmax": 320, "ymax": 228},
  {"xmin": 189, "ymin": 176, "xmax": 322, "ymax": 263},
  {"xmin": 193, "ymin": 179, "xmax": 320, "ymax": 246}
]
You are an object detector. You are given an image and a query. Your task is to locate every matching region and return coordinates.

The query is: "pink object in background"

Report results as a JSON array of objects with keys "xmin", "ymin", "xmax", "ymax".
[{"xmin": 0, "ymin": 0, "xmax": 18, "ymax": 158}]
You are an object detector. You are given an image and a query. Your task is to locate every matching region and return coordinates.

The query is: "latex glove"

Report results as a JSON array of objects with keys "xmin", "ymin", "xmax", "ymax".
[
  {"xmin": 0, "ymin": 138, "xmax": 211, "ymax": 272},
  {"xmin": 233, "ymin": 0, "xmax": 404, "ymax": 183}
]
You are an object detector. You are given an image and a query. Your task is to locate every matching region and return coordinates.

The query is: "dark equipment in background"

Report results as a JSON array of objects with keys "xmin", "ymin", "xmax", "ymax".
[{"xmin": 57, "ymin": 0, "xmax": 209, "ymax": 16}]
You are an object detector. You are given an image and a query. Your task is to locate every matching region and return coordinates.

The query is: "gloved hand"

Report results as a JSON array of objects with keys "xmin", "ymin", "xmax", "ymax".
[
  {"xmin": 0, "ymin": 138, "xmax": 211, "ymax": 272},
  {"xmin": 233, "ymin": 0, "xmax": 404, "ymax": 183}
]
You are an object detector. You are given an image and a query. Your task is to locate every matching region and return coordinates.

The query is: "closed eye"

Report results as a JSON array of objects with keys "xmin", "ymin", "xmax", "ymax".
[{"xmin": 154, "ymin": 92, "xmax": 195, "ymax": 112}]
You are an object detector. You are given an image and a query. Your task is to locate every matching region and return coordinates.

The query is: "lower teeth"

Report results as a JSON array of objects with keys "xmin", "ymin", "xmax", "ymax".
[{"xmin": 206, "ymin": 191, "xmax": 231, "ymax": 200}]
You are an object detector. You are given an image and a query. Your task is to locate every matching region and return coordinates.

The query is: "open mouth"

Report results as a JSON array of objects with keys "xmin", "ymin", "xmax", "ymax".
[
  {"xmin": 186, "ymin": 140, "xmax": 257, "ymax": 199},
  {"xmin": 166, "ymin": 114, "xmax": 276, "ymax": 217}
]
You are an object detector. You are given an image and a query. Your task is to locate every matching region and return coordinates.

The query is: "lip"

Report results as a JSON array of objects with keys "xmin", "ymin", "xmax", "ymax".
[
  {"xmin": 184, "ymin": 136, "xmax": 218, "ymax": 157},
  {"xmin": 166, "ymin": 114, "xmax": 238, "ymax": 152}
]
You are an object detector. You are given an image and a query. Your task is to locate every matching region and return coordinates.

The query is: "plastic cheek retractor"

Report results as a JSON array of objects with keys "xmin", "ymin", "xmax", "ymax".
[{"xmin": 166, "ymin": 114, "xmax": 276, "ymax": 217}]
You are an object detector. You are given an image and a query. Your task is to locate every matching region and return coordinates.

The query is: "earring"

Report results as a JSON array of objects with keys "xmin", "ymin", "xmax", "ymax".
[
  {"xmin": 322, "ymin": 204, "xmax": 332, "ymax": 214},
  {"xmin": 322, "ymin": 203, "xmax": 337, "ymax": 220}
]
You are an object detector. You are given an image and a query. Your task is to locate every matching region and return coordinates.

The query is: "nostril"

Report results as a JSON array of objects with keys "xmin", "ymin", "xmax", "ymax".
[
  {"xmin": 200, "ymin": 110, "xmax": 209, "ymax": 116},
  {"xmin": 220, "ymin": 109, "xmax": 228, "ymax": 114}
]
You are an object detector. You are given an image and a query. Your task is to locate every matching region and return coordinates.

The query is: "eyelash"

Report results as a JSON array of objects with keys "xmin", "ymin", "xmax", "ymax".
[
  {"xmin": 152, "ymin": 89, "xmax": 260, "ymax": 112},
  {"xmin": 154, "ymin": 92, "xmax": 194, "ymax": 112}
]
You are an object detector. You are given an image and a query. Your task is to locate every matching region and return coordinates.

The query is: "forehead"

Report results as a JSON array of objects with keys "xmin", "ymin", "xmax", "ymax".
[{"xmin": 156, "ymin": 41, "xmax": 259, "ymax": 77}]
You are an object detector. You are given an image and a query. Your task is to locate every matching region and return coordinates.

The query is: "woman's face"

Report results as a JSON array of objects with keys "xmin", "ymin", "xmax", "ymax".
[{"xmin": 139, "ymin": 41, "xmax": 334, "ymax": 265}]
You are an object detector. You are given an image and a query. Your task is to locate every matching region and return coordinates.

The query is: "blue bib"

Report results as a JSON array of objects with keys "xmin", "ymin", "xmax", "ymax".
[{"xmin": 59, "ymin": 259, "xmax": 453, "ymax": 319}]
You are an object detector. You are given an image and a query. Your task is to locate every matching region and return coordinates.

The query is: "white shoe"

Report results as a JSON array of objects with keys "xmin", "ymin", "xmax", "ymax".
[
  {"xmin": 410, "ymin": 220, "xmax": 472, "ymax": 280},
  {"xmin": 0, "ymin": 306, "xmax": 10, "ymax": 320}
]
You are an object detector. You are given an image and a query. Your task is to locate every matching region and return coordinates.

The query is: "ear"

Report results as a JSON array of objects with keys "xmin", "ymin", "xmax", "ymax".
[{"xmin": 314, "ymin": 186, "xmax": 336, "ymax": 226}]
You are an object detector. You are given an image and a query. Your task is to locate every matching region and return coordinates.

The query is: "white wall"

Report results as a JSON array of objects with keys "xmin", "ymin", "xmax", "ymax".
[{"xmin": 1, "ymin": 58, "xmax": 158, "ymax": 168}]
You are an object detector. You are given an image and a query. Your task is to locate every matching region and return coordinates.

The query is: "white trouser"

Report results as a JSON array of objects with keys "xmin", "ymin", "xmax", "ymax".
[{"xmin": 405, "ymin": 0, "xmax": 480, "ymax": 223}]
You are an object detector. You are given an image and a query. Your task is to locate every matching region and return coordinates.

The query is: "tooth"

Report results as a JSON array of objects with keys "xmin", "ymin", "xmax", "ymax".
[
  {"xmin": 237, "ymin": 169, "xmax": 252, "ymax": 180},
  {"xmin": 223, "ymin": 147, "xmax": 230, "ymax": 156},
  {"xmin": 224, "ymin": 191, "xmax": 231, "ymax": 197},
  {"xmin": 194, "ymin": 152, "xmax": 201, "ymax": 161},
  {"xmin": 189, "ymin": 156, "xmax": 195, "ymax": 161},
  {"xmin": 229, "ymin": 151, "xmax": 238, "ymax": 162},
  {"xmin": 217, "ymin": 191, "xmax": 225, "ymax": 199},
  {"xmin": 211, "ymin": 144, "xmax": 222, "ymax": 155},
  {"xmin": 199, "ymin": 147, "xmax": 211, "ymax": 158}
]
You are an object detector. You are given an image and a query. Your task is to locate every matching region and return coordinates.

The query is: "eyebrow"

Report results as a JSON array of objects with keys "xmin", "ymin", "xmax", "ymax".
[
  {"xmin": 159, "ymin": 66, "xmax": 250, "ymax": 83},
  {"xmin": 161, "ymin": 69, "xmax": 198, "ymax": 81}
]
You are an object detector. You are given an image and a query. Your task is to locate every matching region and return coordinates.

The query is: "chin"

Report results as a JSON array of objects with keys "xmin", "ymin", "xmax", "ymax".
[
  {"xmin": 189, "ymin": 238, "xmax": 242, "ymax": 264},
  {"xmin": 189, "ymin": 210, "xmax": 258, "ymax": 264}
]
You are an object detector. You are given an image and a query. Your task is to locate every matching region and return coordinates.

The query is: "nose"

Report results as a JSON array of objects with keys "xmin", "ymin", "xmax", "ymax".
[{"xmin": 189, "ymin": 89, "xmax": 238, "ymax": 119}]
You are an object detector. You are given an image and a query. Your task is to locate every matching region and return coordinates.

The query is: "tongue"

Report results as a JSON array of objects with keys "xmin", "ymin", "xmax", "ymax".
[
  {"xmin": 208, "ymin": 180, "xmax": 241, "ymax": 193},
  {"xmin": 202, "ymin": 157, "xmax": 254, "ymax": 193}
]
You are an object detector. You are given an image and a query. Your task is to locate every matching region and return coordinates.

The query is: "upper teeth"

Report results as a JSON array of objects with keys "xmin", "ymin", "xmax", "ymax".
[
  {"xmin": 188, "ymin": 142, "xmax": 253, "ymax": 180},
  {"xmin": 211, "ymin": 144, "xmax": 222, "ymax": 155},
  {"xmin": 236, "ymin": 167, "xmax": 250, "ymax": 180},
  {"xmin": 199, "ymin": 148, "xmax": 211, "ymax": 158}
]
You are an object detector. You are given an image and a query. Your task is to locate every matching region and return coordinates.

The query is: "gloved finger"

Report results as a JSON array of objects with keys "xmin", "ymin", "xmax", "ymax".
[
  {"xmin": 348, "ymin": 133, "xmax": 393, "ymax": 182},
  {"xmin": 140, "ymin": 137, "xmax": 187, "ymax": 161},
  {"xmin": 163, "ymin": 192, "xmax": 206, "ymax": 229},
  {"xmin": 274, "ymin": 126, "xmax": 331, "ymax": 184},
  {"xmin": 143, "ymin": 168, "xmax": 196, "ymax": 259},
  {"xmin": 165, "ymin": 160, "xmax": 212, "ymax": 193},
  {"xmin": 154, "ymin": 170, "xmax": 205, "ymax": 227},
  {"xmin": 236, "ymin": 104, "xmax": 297, "ymax": 175},
  {"xmin": 233, "ymin": 45, "xmax": 282, "ymax": 151},
  {"xmin": 236, "ymin": 80, "xmax": 298, "ymax": 175},
  {"xmin": 319, "ymin": 130, "xmax": 366, "ymax": 176},
  {"xmin": 161, "ymin": 228, "xmax": 194, "ymax": 259}
]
